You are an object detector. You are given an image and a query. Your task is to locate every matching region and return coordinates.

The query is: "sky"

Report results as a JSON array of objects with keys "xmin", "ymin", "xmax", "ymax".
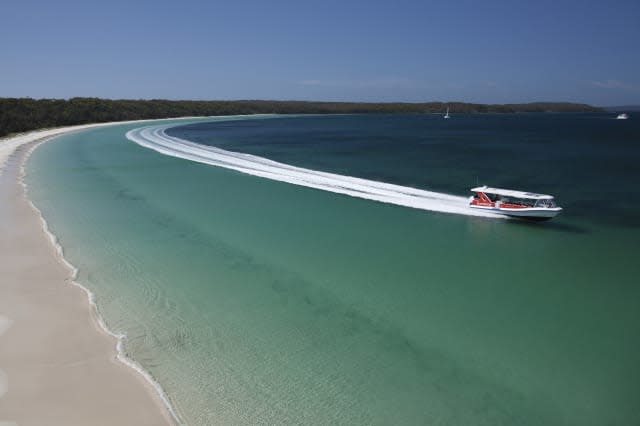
[{"xmin": 1, "ymin": 0, "xmax": 639, "ymax": 105}]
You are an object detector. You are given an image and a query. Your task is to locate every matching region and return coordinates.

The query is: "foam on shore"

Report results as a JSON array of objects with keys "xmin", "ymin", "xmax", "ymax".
[
  {"xmin": 126, "ymin": 124, "xmax": 505, "ymax": 219},
  {"xmin": 2, "ymin": 122, "xmax": 190, "ymax": 425}
]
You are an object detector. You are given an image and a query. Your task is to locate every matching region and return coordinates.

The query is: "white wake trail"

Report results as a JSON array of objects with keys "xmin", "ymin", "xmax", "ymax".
[{"xmin": 126, "ymin": 124, "xmax": 504, "ymax": 219}]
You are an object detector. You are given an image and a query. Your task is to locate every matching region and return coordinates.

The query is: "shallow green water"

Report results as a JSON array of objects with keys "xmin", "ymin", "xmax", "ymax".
[{"xmin": 26, "ymin": 115, "xmax": 640, "ymax": 425}]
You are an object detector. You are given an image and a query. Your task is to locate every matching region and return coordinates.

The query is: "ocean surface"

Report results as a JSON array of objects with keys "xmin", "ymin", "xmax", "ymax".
[{"xmin": 26, "ymin": 113, "xmax": 640, "ymax": 425}]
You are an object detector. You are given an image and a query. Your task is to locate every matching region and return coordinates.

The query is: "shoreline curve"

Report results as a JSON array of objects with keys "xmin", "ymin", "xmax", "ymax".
[{"xmin": 0, "ymin": 118, "xmax": 204, "ymax": 425}]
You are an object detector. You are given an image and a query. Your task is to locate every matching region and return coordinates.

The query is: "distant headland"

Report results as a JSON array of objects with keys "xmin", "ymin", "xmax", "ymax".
[{"xmin": 0, "ymin": 97, "xmax": 602, "ymax": 138}]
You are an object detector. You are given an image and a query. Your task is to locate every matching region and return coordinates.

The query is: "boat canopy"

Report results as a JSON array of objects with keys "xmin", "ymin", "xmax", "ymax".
[{"xmin": 470, "ymin": 185, "xmax": 554, "ymax": 200}]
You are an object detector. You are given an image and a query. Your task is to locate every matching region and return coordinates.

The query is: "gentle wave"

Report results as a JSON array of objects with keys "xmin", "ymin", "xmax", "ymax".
[
  {"xmin": 21, "ymin": 139, "xmax": 183, "ymax": 425},
  {"xmin": 127, "ymin": 123, "xmax": 504, "ymax": 219}
]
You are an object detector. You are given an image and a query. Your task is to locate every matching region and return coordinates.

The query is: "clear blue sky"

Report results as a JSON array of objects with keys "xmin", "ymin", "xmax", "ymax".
[{"xmin": 1, "ymin": 0, "xmax": 639, "ymax": 105}]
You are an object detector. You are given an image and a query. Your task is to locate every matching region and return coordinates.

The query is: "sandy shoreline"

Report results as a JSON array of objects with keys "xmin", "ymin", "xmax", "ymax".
[{"xmin": 0, "ymin": 123, "xmax": 186, "ymax": 425}]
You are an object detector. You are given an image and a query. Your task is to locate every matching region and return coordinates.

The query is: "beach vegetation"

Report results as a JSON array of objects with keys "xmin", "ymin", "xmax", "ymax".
[{"xmin": 0, "ymin": 97, "xmax": 602, "ymax": 138}]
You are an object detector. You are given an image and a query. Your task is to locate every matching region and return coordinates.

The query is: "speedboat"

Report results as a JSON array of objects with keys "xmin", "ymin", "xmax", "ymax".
[
  {"xmin": 469, "ymin": 185, "xmax": 562, "ymax": 221},
  {"xmin": 616, "ymin": 113, "xmax": 629, "ymax": 120}
]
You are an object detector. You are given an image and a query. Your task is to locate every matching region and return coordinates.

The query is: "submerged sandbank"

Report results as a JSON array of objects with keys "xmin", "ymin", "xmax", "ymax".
[{"xmin": 0, "ymin": 123, "xmax": 185, "ymax": 425}]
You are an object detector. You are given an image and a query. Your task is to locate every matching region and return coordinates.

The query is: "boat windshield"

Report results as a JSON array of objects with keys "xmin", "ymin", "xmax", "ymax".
[
  {"xmin": 535, "ymin": 198, "xmax": 556, "ymax": 208},
  {"xmin": 499, "ymin": 196, "xmax": 535, "ymax": 207}
]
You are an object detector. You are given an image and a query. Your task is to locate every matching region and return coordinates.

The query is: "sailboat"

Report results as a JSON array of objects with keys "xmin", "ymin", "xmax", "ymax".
[{"xmin": 444, "ymin": 106, "xmax": 450, "ymax": 119}]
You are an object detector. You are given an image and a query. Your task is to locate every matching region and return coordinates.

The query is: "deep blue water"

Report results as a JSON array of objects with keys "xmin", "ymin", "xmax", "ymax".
[{"xmin": 168, "ymin": 113, "xmax": 640, "ymax": 227}]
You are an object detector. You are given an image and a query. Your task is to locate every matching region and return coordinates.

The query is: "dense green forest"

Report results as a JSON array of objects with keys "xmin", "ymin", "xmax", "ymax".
[{"xmin": 0, "ymin": 97, "xmax": 602, "ymax": 138}]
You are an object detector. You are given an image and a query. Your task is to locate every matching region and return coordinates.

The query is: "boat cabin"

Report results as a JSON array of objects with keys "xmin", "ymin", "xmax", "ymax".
[
  {"xmin": 469, "ymin": 186, "xmax": 562, "ymax": 220},
  {"xmin": 470, "ymin": 188, "xmax": 557, "ymax": 209}
]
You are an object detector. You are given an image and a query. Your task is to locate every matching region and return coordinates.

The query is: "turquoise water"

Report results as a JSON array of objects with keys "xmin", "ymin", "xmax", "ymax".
[{"xmin": 26, "ymin": 115, "xmax": 640, "ymax": 425}]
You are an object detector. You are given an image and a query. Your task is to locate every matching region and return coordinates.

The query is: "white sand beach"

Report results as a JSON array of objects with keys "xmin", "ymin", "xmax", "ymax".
[{"xmin": 0, "ymin": 123, "xmax": 182, "ymax": 425}]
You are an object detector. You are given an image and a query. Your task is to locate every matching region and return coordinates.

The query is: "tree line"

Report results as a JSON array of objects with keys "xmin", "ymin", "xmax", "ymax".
[{"xmin": 0, "ymin": 97, "xmax": 602, "ymax": 138}]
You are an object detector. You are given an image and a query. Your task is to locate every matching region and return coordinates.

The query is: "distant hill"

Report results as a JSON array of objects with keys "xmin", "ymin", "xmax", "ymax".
[
  {"xmin": 603, "ymin": 105, "xmax": 640, "ymax": 112},
  {"xmin": 0, "ymin": 97, "xmax": 603, "ymax": 138}
]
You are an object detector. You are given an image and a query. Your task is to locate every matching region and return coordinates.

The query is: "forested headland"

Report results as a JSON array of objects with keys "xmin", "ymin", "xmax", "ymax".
[{"xmin": 0, "ymin": 97, "xmax": 602, "ymax": 138}]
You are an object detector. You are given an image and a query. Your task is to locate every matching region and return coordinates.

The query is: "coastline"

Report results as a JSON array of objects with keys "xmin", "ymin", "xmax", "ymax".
[{"xmin": 0, "ymin": 122, "xmax": 188, "ymax": 425}]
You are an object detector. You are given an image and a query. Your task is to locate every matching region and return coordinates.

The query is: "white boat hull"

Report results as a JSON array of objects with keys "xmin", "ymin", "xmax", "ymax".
[{"xmin": 469, "ymin": 205, "xmax": 562, "ymax": 220}]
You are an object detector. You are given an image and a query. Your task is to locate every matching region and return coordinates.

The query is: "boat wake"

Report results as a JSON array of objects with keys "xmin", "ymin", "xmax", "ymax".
[{"xmin": 126, "ymin": 123, "xmax": 505, "ymax": 219}]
